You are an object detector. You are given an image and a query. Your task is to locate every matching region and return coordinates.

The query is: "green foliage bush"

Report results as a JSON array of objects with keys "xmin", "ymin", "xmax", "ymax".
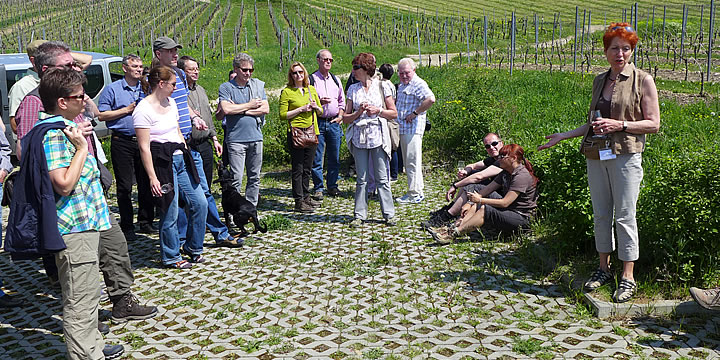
[{"xmin": 419, "ymin": 66, "xmax": 720, "ymax": 287}]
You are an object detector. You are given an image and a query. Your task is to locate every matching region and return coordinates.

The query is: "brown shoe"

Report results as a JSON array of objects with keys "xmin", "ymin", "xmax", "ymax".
[
  {"xmin": 111, "ymin": 293, "xmax": 158, "ymax": 323},
  {"xmin": 428, "ymin": 226, "xmax": 454, "ymax": 245},
  {"xmin": 304, "ymin": 196, "xmax": 322, "ymax": 208},
  {"xmin": 690, "ymin": 287, "xmax": 720, "ymax": 311},
  {"xmin": 295, "ymin": 199, "xmax": 314, "ymax": 213}
]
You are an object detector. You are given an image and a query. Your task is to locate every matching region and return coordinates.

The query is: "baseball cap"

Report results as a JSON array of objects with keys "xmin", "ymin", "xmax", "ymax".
[
  {"xmin": 27, "ymin": 39, "xmax": 48, "ymax": 58},
  {"xmin": 153, "ymin": 36, "xmax": 183, "ymax": 52}
]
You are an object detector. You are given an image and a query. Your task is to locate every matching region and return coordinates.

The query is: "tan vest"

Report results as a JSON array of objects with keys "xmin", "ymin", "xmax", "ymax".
[{"xmin": 580, "ymin": 63, "xmax": 648, "ymax": 156}]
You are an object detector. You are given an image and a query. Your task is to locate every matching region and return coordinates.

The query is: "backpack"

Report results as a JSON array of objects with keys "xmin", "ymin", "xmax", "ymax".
[{"xmin": 309, "ymin": 70, "xmax": 340, "ymax": 88}]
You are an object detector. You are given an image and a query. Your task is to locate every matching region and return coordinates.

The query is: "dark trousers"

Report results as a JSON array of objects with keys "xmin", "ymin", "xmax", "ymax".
[
  {"xmin": 190, "ymin": 140, "xmax": 214, "ymax": 187},
  {"xmin": 111, "ymin": 134, "xmax": 155, "ymax": 231},
  {"xmin": 288, "ymin": 133, "xmax": 317, "ymax": 201}
]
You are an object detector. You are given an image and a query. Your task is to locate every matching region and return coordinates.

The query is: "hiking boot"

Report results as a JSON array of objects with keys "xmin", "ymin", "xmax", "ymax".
[
  {"xmin": 584, "ymin": 268, "xmax": 613, "ymax": 292},
  {"xmin": 103, "ymin": 344, "xmax": 124, "ymax": 360},
  {"xmin": 420, "ymin": 209, "xmax": 454, "ymax": 230},
  {"xmin": 327, "ymin": 187, "xmax": 341, "ymax": 197},
  {"xmin": 428, "ymin": 225, "xmax": 457, "ymax": 245},
  {"xmin": 312, "ymin": 191, "xmax": 324, "ymax": 200},
  {"xmin": 689, "ymin": 287, "xmax": 720, "ymax": 311},
  {"xmin": 294, "ymin": 199, "xmax": 314, "ymax": 213},
  {"xmin": 612, "ymin": 278, "xmax": 637, "ymax": 303},
  {"xmin": 98, "ymin": 321, "xmax": 110, "ymax": 336},
  {"xmin": 304, "ymin": 196, "xmax": 322, "ymax": 208},
  {"xmin": 111, "ymin": 293, "xmax": 158, "ymax": 323}
]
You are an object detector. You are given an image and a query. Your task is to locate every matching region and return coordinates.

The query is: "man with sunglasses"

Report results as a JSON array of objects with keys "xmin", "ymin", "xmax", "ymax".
[
  {"xmin": 421, "ymin": 133, "xmax": 504, "ymax": 230},
  {"xmin": 309, "ymin": 49, "xmax": 345, "ymax": 199},
  {"xmin": 97, "ymin": 54, "xmax": 156, "ymax": 241},
  {"xmin": 218, "ymin": 52, "xmax": 269, "ymax": 207}
]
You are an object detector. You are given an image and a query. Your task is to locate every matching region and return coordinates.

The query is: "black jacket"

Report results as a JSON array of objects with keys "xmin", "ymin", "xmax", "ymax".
[
  {"xmin": 4, "ymin": 120, "xmax": 67, "ymax": 259},
  {"xmin": 150, "ymin": 142, "xmax": 200, "ymax": 211}
]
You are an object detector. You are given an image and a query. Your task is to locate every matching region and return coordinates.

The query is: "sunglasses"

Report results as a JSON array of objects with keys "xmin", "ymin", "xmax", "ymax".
[
  {"xmin": 352, "ymin": 64, "xmax": 363, "ymax": 70},
  {"xmin": 163, "ymin": 81, "xmax": 177, "ymax": 88},
  {"xmin": 611, "ymin": 25, "xmax": 635, "ymax": 33},
  {"xmin": 484, "ymin": 141, "xmax": 500, "ymax": 149},
  {"xmin": 291, "ymin": 70, "xmax": 304, "ymax": 76},
  {"xmin": 63, "ymin": 92, "xmax": 85, "ymax": 101},
  {"xmin": 239, "ymin": 68, "xmax": 254, "ymax": 73},
  {"xmin": 321, "ymin": 58, "xmax": 334, "ymax": 63}
]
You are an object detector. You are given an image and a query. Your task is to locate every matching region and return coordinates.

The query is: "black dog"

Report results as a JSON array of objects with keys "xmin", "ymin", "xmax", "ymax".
[{"xmin": 215, "ymin": 162, "xmax": 267, "ymax": 236}]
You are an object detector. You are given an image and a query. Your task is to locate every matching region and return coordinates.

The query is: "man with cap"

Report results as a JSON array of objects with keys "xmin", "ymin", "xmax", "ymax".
[
  {"xmin": 152, "ymin": 36, "xmax": 237, "ymax": 250},
  {"xmin": 97, "ymin": 54, "xmax": 156, "ymax": 240},
  {"xmin": 8, "ymin": 40, "xmax": 91, "ymax": 134}
]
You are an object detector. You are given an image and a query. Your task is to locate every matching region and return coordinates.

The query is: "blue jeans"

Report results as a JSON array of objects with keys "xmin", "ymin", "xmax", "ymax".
[
  {"xmin": 312, "ymin": 119, "xmax": 343, "ymax": 192},
  {"xmin": 159, "ymin": 154, "xmax": 207, "ymax": 264},
  {"xmin": 178, "ymin": 149, "xmax": 231, "ymax": 250}
]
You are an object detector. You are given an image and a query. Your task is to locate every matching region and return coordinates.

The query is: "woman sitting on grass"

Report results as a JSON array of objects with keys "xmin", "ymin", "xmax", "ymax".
[{"xmin": 428, "ymin": 144, "xmax": 537, "ymax": 244}]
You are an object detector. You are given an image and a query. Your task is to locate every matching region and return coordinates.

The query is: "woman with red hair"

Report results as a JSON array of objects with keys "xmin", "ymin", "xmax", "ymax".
[
  {"xmin": 429, "ymin": 144, "xmax": 538, "ymax": 244},
  {"xmin": 538, "ymin": 23, "xmax": 660, "ymax": 303}
]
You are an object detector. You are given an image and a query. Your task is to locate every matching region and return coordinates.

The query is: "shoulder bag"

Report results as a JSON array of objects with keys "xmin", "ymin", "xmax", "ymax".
[{"xmin": 290, "ymin": 89, "xmax": 319, "ymax": 149}]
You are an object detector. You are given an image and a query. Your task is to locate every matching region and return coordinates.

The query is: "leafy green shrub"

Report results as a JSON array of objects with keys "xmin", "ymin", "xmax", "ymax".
[{"xmin": 262, "ymin": 214, "xmax": 293, "ymax": 231}]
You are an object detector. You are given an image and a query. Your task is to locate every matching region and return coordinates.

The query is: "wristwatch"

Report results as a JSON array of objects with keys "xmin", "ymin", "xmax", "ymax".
[
  {"xmin": 413, "ymin": 110, "xmax": 419, "ymax": 116},
  {"xmin": 622, "ymin": 121, "xmax": 628, "ymax": 131}
]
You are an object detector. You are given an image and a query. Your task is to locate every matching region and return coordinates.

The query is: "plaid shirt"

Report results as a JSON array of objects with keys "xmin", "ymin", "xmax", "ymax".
[
  {"xmin": 396, "ymin": 75, "xmax": 434, "ymax": 135},
  {"xmin": 41, "ymin": 116, "xmax": 111, "ymax": 235}
]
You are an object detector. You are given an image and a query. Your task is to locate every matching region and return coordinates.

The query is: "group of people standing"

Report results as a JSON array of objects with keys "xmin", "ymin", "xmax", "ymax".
[{"xmin": 279, "ymin": 50, "xmax": 437, "ymax": 226}]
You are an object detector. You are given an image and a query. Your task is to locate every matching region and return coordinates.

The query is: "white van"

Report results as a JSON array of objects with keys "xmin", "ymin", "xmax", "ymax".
[{"xmin": 1, "ymin": 51, "xmax": 124, "ymax": 158}]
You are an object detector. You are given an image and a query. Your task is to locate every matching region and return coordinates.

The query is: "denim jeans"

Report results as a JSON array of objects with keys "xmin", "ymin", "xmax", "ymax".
[
  {"xmin": 178, "ymin": 149, "xmax": 231, "ymax": 250},
  {"xmin": 159, "ymin": 154, "xmax": 207, "ymax": 264},
  {"xmin": 227, "ymin": 141, "xmax": 263, "ymax": 206},
  {"xmin": 312, "ymin": 119, "xmax": 343, "ymax": 192}
]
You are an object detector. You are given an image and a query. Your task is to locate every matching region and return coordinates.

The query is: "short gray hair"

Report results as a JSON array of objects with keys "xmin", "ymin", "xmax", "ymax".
[
  {"xmin": 35, "ymin": 41, "xmax": 71, "ymax": 76},
  {"xmin": 233, "ymin": 53, "xmax": 254, "ymax": 68},
  {"xmin": 316, "ymin": 49, "xmax": 330, "ymax": 59},
  {"xmin": 398, "ymin": 57, "xmax": 416, "ymax": 70},
  {"xmin": 122, "ymin": 54, "xmax": 141, "ymax": 66}
]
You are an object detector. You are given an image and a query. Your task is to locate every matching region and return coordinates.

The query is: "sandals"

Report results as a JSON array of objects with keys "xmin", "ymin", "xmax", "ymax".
[
  {"xmin": 612, "ymin": 278, "xmax": 637, "ymax": 303},
  {"xmin": 584, "ymin": 268, "xmax": 613, "ymax": 291},
  {"xmin": 165, "ymin": 260, "xmax": 193, "ymax": 269}
]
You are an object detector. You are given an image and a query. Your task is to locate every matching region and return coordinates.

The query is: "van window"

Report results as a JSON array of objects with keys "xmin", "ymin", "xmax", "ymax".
[
  {"xmin": 109, "ymin": 61, "xmax": 124, "ymax": 82},
  {"xmin": 83, "ymin": 64, "xmax": 104, "ymax": 98},
  {"xmin": 5, "ymin": 69, "xmax": 32, "ymax": 93}
]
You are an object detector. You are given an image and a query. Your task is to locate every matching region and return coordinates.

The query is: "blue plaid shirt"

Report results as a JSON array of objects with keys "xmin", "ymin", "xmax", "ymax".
[
  {"xmin": 40, "ymin": 116, "xmax": 111, "ymax": 235},
  {"xmin": 396, "ymin": 75, "xmax": 434, "ymax": 135}
]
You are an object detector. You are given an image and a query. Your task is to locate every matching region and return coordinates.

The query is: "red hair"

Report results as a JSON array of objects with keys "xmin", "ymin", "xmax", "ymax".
[
  {"xmin": 352, "ymin": 53, "xmax": 376, "ymax": 77},
  {"xmin": 603, "ymin": 22, "xmax": 639, "ymax": 51},
  {"xmin": 499, "ymin": 144, "xmax": 538, "ymax": 185}
]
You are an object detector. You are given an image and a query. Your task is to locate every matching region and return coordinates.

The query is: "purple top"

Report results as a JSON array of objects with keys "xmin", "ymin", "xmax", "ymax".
[{"xmin": 311, "ymin": 71, "xmax": 345, "ymax": 119}]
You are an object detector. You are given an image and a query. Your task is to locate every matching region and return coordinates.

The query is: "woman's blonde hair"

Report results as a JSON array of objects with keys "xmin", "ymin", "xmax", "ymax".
[{"xmin": 286, "ymin": 61, "xmax": 309, "ymax": 88}]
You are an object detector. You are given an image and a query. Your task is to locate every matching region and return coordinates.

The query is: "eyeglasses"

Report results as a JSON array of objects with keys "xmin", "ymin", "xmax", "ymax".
[
  {"xmin": 321, "ymin": 58, "xmax": 334, "ymax": 63},
  {"xmin": 64, "ymin": 92, "xmax": 85, "ymax": 101},
  {"xmin": 55, "ymin": 61, "xmax": 81, "ymax": 70},
  {"xmin": 496, "ymin": 154, "xmax": 507, "ymax": 160},
  {"xmin": 239, "ymin": 68, "xmax": 254, "ymax": 73},
  {"xmin": 291, "ymin": 70, "xmax": 304, "ymax": 76},
  {"xmin": 163, "ymin": 81, "xmax": 177, "ymax": 88},
  {"xmin": 352, "ymin": 64, "xmax": 362, "ymax": 70},
  {"xmin": 611, "ymin": 25, "xmax": 635, "ymax": 33},
  {"xmin": 484, "ymin": 141, "xmax": 500, "ymax": 149}
]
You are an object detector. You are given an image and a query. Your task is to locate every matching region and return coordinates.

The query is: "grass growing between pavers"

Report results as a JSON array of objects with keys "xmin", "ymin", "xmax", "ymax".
[{"xmin": 0, "ymin": 167, "xmax": 718, "ymax": 359}]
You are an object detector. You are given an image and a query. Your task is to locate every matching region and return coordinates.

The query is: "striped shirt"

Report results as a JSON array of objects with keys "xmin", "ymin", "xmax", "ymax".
[
  {"xmin": 41, "ymin": 116, "xmax": 111, "ymax": 235},
  {"xmin": 172, "ymin": 68, "xmax": 192, "ymax": 137},
  {"xmin": 396, "ymin": 75, "xmax": 434, "ymax": 135}
]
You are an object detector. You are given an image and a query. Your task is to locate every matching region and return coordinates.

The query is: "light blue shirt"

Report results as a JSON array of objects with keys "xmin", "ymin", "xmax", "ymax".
[
  {"xmin": 218, "ymin": 78, "xmax": 266, "ymax": 143},
  {"xmin": 97, "ymin": 78, "xmax": 144, "ymax": 136}
]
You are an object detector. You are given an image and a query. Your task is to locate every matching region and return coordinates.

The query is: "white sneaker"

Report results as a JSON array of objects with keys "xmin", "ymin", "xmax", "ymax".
[
  {"xmin": 410, "ymin": 194, "xmax": 425, "ymax": 203},
  {"xmin": 396, "ymin": 194, "xmax": 412, "ymax": 204}
]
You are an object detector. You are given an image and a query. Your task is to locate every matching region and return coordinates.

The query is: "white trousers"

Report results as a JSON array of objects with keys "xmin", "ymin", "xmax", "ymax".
[{"xmin": 399, "ymin": 133, "xmax": 424, "ymax": 197}]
